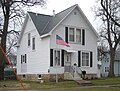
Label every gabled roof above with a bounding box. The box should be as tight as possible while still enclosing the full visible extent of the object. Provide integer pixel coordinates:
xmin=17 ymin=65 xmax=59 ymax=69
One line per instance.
xmin=28 ymin=12 xmax=52 ymax=35
xmin=24 ymin=4 xmax=98 ymax=39
xmin=28 ymin=4 xmax=78 ymax=36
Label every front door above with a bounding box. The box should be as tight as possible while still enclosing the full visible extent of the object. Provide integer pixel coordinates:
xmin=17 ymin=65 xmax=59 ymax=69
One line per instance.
xmin=64 ymin=52 xmax=71 ymax=72
xmin=64 ymin=53 xmax=71 ymax=66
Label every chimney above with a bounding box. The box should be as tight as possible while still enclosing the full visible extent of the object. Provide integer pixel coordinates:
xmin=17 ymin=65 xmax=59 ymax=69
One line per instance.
xmin=53 ymin=10 xmax=55 ymax=16
xmin=35 ymin=11 xmax=38 ymax=16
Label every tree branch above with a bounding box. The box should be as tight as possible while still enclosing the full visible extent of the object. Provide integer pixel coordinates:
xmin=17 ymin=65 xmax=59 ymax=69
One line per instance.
xmin=7 ymin=30 xmax=19 ymax=35
xmin=101 ymin=0 xmax=120 ymax=27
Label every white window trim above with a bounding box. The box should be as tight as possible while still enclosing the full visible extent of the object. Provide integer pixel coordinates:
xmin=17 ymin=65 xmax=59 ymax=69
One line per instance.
xmin=68 ymin=27 xmax=83 ymax=44
xmin=104 ymin=67 xmax=109 ymax=73
xmin=53 ymin=49 xmax=61 ymax=67
xmin=32 ymin=36 xmax=36 ymax=51
xmin=28 ymin=33 xmax=31 ymax=47
xmin=68 ymin=27 xmax=75 ymax=43
xmin=81 ymin=51 xmax=90 ymax=67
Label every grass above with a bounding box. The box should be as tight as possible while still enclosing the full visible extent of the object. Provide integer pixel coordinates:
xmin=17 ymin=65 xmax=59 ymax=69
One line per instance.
xmin=91 ymin=77 xmax=120 ymax=85
xmin=24 ymin=80 xmax=78 ymax=90
xmin=0 ymin=77 xmax=120 ymax=91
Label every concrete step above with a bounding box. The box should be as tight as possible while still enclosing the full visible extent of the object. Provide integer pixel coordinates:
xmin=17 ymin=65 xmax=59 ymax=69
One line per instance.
xmin=64 ymin=72 xmax=73 ymax=80
xmin=74 ymin=80 xmax=93 ymax=86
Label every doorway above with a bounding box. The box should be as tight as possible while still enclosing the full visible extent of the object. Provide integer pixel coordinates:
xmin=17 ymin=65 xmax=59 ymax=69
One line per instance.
xmin=64 ymin=53 xmax=71 ymax=66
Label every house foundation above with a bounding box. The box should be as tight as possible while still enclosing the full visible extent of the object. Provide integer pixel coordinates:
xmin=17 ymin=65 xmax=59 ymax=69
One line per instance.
xmin=17 ymin=74 xmax=64 ymax=82
xmin=17 ymin=73 xmax=97 ymax=81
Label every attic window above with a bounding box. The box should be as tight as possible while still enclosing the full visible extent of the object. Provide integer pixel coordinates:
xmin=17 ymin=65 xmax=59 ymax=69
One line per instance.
xmin=74 ymin=12 xmax=77 ymax=15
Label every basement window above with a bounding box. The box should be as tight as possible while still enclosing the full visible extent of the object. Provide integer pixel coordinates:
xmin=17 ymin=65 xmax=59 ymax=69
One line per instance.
xmin=23 ymin=74 xmax=26 ymax=78
xmin=38 ymin=74 xmax=41 ymax=78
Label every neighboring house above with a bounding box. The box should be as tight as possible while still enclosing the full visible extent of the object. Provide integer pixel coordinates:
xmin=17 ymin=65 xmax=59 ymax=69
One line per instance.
xmin=17 ymin=4 xmax=98 ymax=81
xmin=114 ymin=49 xmax=120 ymax=76
xmin=99 ymin=47 xmax=120 ymax=77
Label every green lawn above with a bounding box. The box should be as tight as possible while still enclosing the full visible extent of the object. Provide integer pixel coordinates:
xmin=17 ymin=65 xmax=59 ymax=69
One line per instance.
xmin=91 ymin=77 xmax=120 ymax=85
xmin=0 ymin=77 xmax=120 ymax=91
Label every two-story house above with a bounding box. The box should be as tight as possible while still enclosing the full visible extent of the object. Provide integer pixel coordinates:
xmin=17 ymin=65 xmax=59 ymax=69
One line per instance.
xmin=17 ymin=4 xmax=98 ymax=81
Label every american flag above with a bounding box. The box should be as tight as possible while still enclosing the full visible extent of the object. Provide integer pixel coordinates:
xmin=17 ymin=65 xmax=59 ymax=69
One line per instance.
xmin=56 ymin=35 xmax=70 ymax=47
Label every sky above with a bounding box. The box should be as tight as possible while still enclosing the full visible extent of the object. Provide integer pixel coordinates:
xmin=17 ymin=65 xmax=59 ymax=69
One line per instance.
xmin=30 ymin=0 xmax=98 ymax=30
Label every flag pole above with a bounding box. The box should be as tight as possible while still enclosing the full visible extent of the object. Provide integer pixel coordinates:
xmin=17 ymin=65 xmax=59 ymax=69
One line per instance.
xmin=55 ymin=34 xmax=58 ymax=83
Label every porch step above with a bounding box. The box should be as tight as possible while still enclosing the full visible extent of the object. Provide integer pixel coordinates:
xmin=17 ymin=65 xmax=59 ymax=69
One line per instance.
xmin=64 ymin=72 xmax=73 ymax=80
xmin=74 ymin=80 xmax=93 ymax=86
xmin=73 ymin=73 xmax=82 ymax=80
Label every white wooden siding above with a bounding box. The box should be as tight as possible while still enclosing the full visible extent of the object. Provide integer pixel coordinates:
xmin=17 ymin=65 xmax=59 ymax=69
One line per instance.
xmin=17 ymin=17 xmax=50 ymax=74
xmin=17 ymin=7 xmax=98 ymax=75
xmin=50 ymin=8 xmax=98 ymax=74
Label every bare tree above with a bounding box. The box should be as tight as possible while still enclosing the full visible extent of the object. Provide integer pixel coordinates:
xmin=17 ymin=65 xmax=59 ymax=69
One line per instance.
xmin=0 ymin=0 xmax=46 ymax=80
xmin=95 ymin=0 xmax=120 ymax=77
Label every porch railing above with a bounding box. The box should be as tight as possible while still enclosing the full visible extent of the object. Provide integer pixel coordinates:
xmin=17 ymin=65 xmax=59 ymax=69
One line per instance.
xmin=76 ymin=66 xmax=82 ymax=76
xmin=64 ymin=66 xmax=82 ymax=78
xmin=64 ymin=66 xmax=75 ymax=77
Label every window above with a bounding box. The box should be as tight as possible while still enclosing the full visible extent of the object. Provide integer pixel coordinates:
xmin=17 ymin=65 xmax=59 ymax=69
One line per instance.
xmin=68 ymin=27 xmax=83 ymax=43
xmin=54 ymin=50 xmax=61 ymax=66
xmin=82 ymin=52 xmax=89 ymax=67
xmin=21 ymin=55 xmax=22 ymax=64
xmin=105 ymin=67 xmax=109 ymax=72
xmin=25 ymin=54 xmax=27 ymax=63
xmin=38 ymin=74 xmax=41 ymax=78
xmin=69 ymin=28 xmax=75 ymax=42
xmin=23 ymin=74 xmax=26 ymax=78
xmin=21 ymin=54 xmax=27 ymax=64
xmin=32 ymin=37 xmax=35 ymax=50
xmin=28 ymin=33 xmax=30 ymax=46
xmin=76 ymin=29 xmax=81 ymax=42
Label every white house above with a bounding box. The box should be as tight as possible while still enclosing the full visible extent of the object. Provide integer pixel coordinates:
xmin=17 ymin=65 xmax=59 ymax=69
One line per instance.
xmin=17 ymin=4 xmax=98 ymax=81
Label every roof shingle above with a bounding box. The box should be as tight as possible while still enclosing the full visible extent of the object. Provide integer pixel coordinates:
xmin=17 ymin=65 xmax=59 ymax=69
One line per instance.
xmin=28 ymin=4 xmax=78 ymax=36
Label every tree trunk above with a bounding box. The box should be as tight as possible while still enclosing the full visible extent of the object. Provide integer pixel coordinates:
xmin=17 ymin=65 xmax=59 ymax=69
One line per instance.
xmin=108 ymin=48 xmax=115 ymax=77
xmin=0 ymin=65 xmax=4 ymax=80
xmin=0 ymin=12 xmax=9 ymax=80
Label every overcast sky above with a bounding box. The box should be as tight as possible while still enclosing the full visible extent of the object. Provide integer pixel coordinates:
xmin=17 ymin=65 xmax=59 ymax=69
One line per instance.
xmin=30 ymin=0 xmax=98 ymax=30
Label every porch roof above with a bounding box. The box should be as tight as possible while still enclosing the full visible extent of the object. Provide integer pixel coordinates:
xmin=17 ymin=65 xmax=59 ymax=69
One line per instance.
xmin=64 ymin=49 xmax=77 ymax=53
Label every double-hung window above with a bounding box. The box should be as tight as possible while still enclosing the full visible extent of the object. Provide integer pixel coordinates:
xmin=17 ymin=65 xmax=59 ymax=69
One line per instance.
xmin=76 ymin=29 xmax=81 ymax=43
xmin=21 ymin=54 xmax=27 ymax=64
xmin=28 ymin=33 xmax=30 ymax=46
xmin=68 ymin=27 xmax=82 ymax=43
xmin=82 ymin=52 xmax=89 ymax=67
xmin=105 ymin=67 xmax=109 ymax=72
xmin=69 ymin=28 xmax=75 ymax=42
xmin=54 ymin=50 xmax=61 ymax=66
xmin=32 ymin=37 xmax=35 ymax=50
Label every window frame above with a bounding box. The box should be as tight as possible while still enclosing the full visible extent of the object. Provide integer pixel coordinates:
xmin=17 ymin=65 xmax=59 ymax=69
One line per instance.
xmin=81 ymin=51 xmax=90 ymax=67
xmin=69 ymin=27 xmax=75 ymax=42
xmin=21 ymin=54 xmax=27 ymax=64
xmin=105 ymin=67 xmax=109 ymax=72
xmin=53 ymin=49 xmax=61 ymax=67
xmin=32 ymin=37 xmax=35 ymax=50
xmin=68 ymin=27 xmax=83 ymax=43
xmin=28 ymin=33 xmax=31 ymax=46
